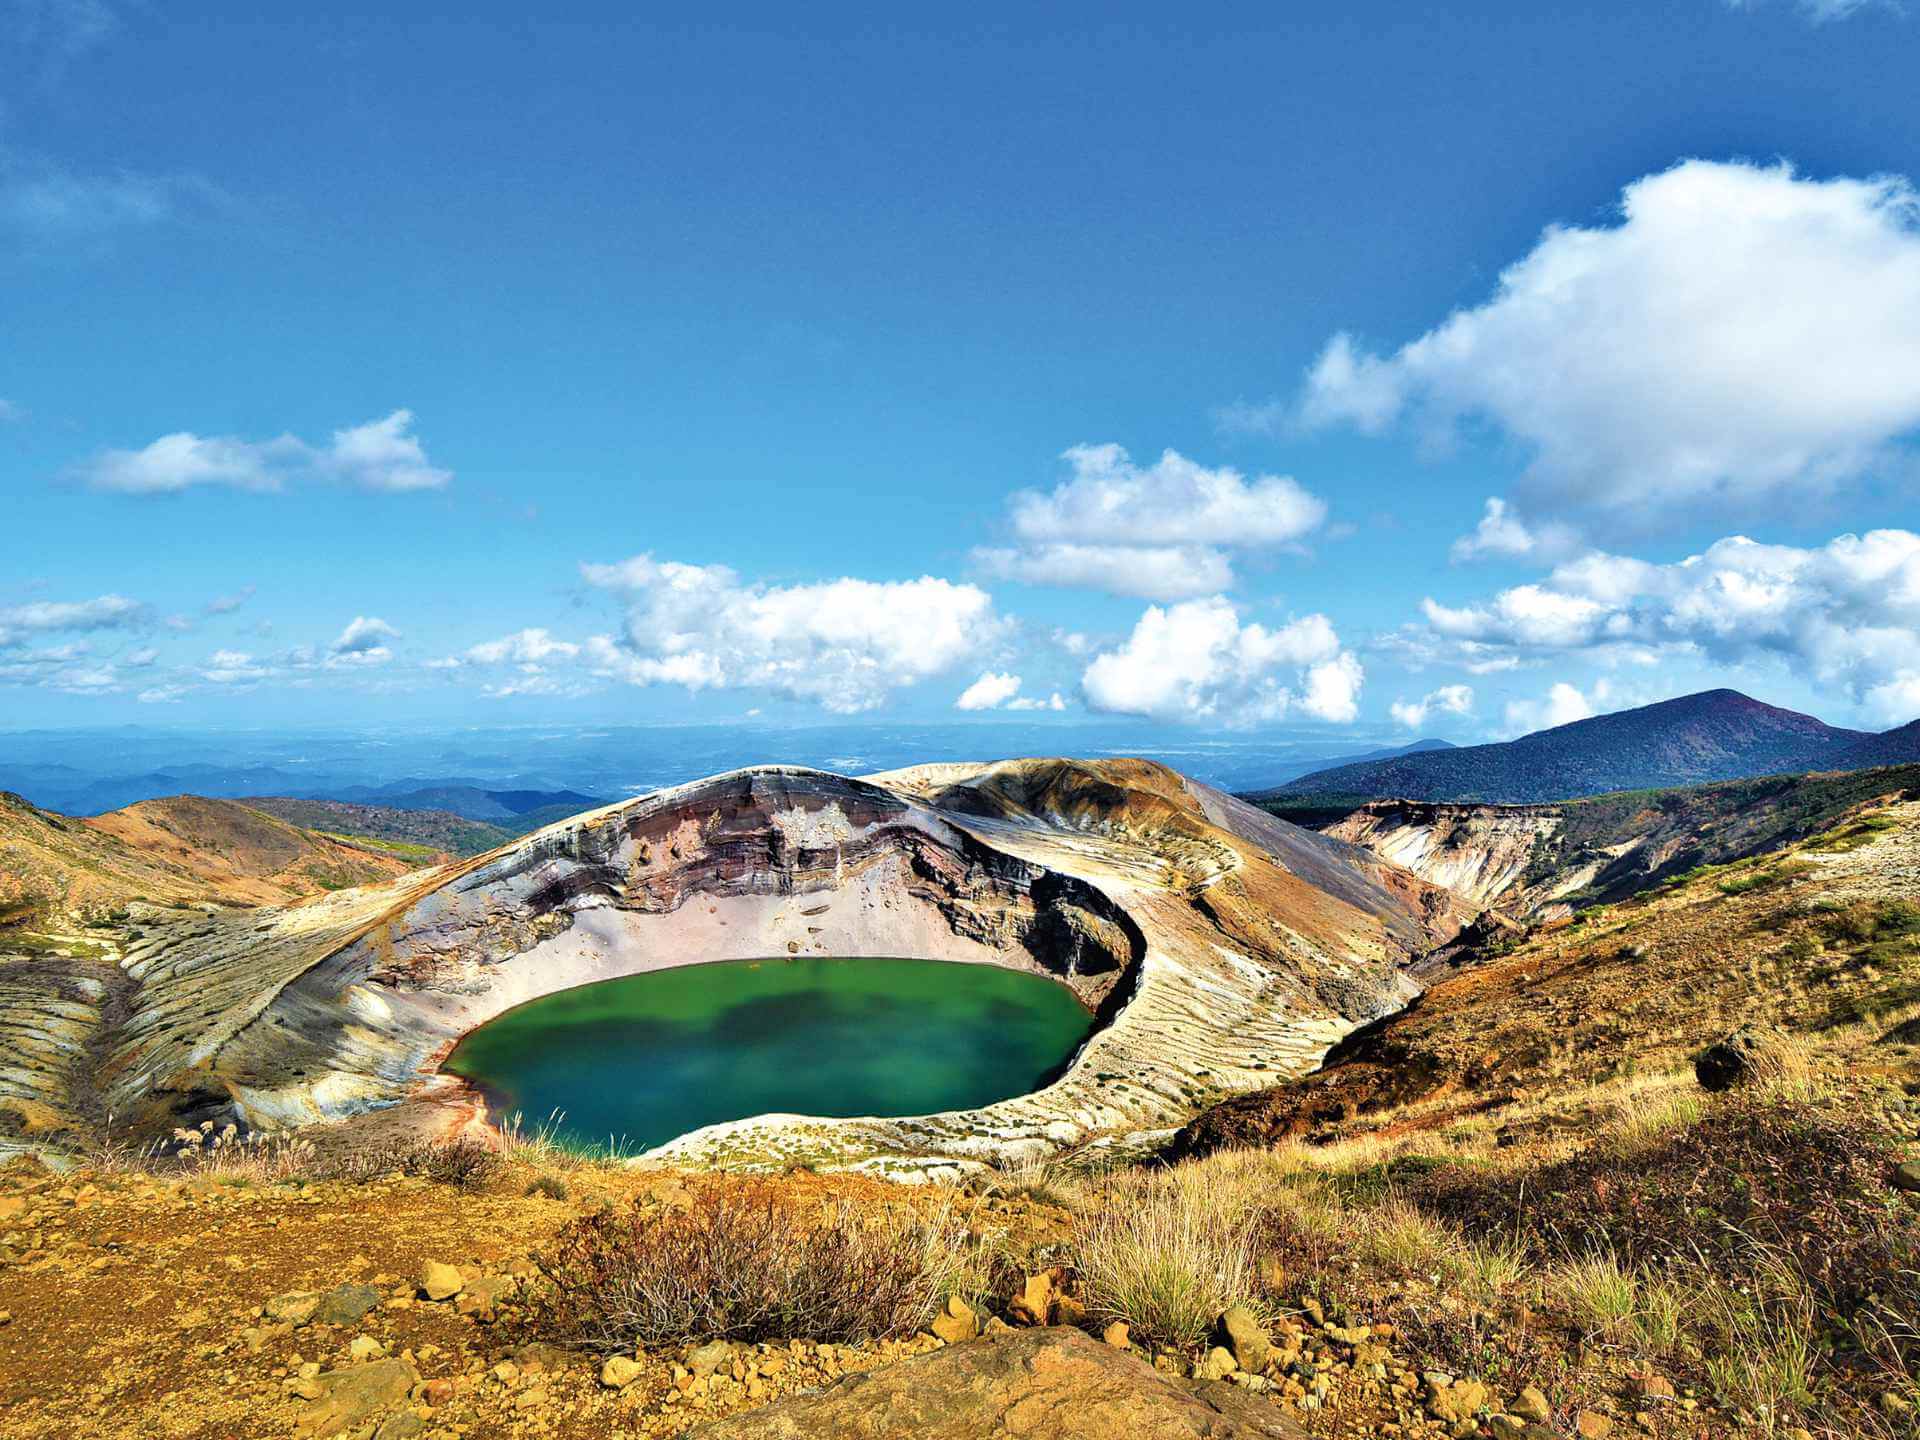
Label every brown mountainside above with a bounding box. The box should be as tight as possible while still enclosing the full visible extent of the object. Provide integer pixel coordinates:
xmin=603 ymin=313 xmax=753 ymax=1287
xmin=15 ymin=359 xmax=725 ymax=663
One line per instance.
xmin=0 ymin=792 xmax=422 ymax=918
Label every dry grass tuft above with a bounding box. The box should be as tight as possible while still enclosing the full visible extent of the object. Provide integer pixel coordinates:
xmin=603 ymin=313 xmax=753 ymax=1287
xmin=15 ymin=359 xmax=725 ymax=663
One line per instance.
xmin=1074 ymin=1164 xmax=1259 ymax=1350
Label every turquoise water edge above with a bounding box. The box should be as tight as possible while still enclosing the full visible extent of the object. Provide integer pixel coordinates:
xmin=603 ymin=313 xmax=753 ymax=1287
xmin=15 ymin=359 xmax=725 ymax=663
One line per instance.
xmin=443 ymin=955 xmax=1097 ymax=1153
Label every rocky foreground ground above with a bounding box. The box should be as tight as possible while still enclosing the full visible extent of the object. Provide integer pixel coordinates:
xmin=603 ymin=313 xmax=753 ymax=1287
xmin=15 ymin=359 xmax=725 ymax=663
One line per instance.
xmin=0 ymin=1155 xmax=1706 ymax=1440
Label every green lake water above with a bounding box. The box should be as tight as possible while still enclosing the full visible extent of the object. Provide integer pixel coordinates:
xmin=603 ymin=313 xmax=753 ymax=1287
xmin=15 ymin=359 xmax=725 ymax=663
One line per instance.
xmin=443 ymin=956 xmax=1097 ymax=1153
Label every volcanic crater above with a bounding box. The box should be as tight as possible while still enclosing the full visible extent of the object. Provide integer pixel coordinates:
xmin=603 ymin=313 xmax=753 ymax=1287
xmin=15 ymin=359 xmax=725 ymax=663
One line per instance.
xmin=3 ymin=758 xmax=1474 ymax=1177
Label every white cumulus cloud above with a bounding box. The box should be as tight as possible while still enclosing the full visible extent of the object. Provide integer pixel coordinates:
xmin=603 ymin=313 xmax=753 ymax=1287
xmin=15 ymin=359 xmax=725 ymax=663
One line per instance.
xmin=1390 ymin=684 xmax=1475 ymax=730
xmin=1080 ymin=596 xmax=1361 ymax=725
xmin=975 ymin=443 xmax=1327 ymax=598
xmin=1449 ymin=498 xmax=1580 ymax=564
xmin=582 ymin=554 xmax=1007 ymax=714
xmin=1303 ymin=160 xmax=1920 ymax=519
xmin=974 ymin=543 xmax=1234 ymax=602
xmin=0 ymin=593 xmax=145 ymax=647
xmin=955 ymin=671 xmax=1024 ymax=711
xmin=1497 ymin=683 xmax=1605 ymax=737
xmin=326 ymin=616 xmax=398 ymax=667
xmin=1406 ymin=528 xmax=1920 ymax=723
xmin=465 ymin=628 xmax=580 ymax=665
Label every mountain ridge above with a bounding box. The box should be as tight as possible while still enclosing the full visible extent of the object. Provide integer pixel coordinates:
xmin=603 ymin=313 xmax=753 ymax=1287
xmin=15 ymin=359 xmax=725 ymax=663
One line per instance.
xmin=1258 ymin=688 xmax=1912 ymax=804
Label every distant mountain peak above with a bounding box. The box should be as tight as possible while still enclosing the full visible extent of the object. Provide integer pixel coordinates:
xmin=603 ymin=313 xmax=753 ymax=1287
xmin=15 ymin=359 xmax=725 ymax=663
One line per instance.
xmin=1259 ymin=688 xmax=1904 ymax=805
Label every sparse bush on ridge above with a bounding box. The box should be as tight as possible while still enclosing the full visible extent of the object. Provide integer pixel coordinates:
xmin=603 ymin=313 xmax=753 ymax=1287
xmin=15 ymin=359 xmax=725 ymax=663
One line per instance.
xmin=80 ymin=1117 xmax=504 ymax=1191
xmin=523 ymin=1184 xmax=976 ymax=1351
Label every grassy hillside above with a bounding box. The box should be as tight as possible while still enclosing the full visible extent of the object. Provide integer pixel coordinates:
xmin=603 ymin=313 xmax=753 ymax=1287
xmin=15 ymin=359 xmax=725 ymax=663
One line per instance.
xmin=0 ymin=792 xmax=423 ymax=921
xmin=239 ymin=797 xmax=515 ymax=858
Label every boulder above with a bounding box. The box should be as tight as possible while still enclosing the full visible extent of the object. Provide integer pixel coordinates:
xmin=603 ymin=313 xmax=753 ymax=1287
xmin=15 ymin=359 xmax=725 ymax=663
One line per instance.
xmin=292 ymin=1358 xmax=414 ymax=1440
xmin=683 ymin=1327 xmax=1306 ymax=1438
xmin=1894 ymin=1161 xmax=1920 ymax=1193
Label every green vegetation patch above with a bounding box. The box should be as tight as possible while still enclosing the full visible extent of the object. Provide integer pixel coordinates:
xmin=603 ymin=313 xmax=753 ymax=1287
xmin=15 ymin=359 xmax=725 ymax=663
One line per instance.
xmin=1803 ymin=812 xmax=1901 ymax=853
xmin=1716 ymin=859 xmax=1817 ymax=896
xmin=311 ymin=829 xmax=442 ymax=860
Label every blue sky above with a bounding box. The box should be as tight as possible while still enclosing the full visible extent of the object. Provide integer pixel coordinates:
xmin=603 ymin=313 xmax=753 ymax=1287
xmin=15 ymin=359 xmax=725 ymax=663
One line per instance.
xmin=5 ymin=1 xmax=1920 ymax=738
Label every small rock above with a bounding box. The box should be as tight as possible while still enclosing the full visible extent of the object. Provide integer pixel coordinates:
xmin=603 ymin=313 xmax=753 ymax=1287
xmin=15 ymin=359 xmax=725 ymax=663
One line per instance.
xmin=1575 ymin=1412 xmax=1614 ymax=1439
xmin=601 ymin=1355 xmax=644 ymax=1389
xmin=313 ymin=1284 xmax=383 ymax=1328
xmin=347 ymin=1335 xmax=385 ymax=1361
xmin=1101 ymin=1321 xmax=1130 ymax=1349
xmin=1216 ymin=1304 xmax=1270 ymax=1374
xmin=930 ymin=1295 xmax=978 ymax=1345
xmin=266 ymin=1290 xmax=323 ymax=1327
xmin=1427 ymin=1377 xmax=1489 ymax=1425
xmin=687 ymin=1340 xmax=733 ymax=1377
xmin=1634 ymin=1373 xmax=1675 ymax=1401
xmin=293 ymin=1359 xmax=414 ymax=1440
xmin=1513 ymin=1386 xmax=1552 ymax=1425
xmin=1257 ymin=1255 xmax=1285 ymax=1292
xmin=1488 ymin=1416 xmax=1528 ymax=1440
xmin=419 ymin=1262 xmax=463 ymax=1302
xmin=1893 ymin=1161 xmax=1920 ymax=1193
xmin=1194 ymin=1346 xmax=1236 ymax=1382
xmin=1693 ymin=1025 xmax=1779 ymax=1092
xmin=1008 ymin=1269 xmax=1062 ymax=1327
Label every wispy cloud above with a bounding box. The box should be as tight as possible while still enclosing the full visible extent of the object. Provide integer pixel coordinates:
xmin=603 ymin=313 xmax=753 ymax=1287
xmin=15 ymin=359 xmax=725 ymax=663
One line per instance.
xmin=72 ymin=410 xmax=453 ymax=495
xmin=1723 ymin=0 xmax=1901 ymax=23
xmin=0 ymin=163 xmax=230 ymax=242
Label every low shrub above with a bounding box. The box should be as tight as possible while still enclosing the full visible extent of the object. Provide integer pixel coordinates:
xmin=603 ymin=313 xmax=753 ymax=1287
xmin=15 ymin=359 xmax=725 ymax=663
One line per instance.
xmin=522 ymin=1184 xmax=966 ymax=1351
xmin=314 ymin=1135 xmax=502 ymax=1191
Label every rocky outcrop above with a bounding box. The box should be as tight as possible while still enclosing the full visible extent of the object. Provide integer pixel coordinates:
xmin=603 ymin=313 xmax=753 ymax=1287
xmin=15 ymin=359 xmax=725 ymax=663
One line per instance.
xmin=5 ymin=758 xmax=1472 ymax=1173
xmin=683 ymin=1326 xmax=1307 ymax=1439
xmin=1320 ymin=801 xmax=1563 ymax=911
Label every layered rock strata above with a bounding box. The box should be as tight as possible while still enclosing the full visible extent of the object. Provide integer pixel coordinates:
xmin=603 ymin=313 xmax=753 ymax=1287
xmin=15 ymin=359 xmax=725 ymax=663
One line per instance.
xmin=3 ymin=759 xmax=1474 ymax=1174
